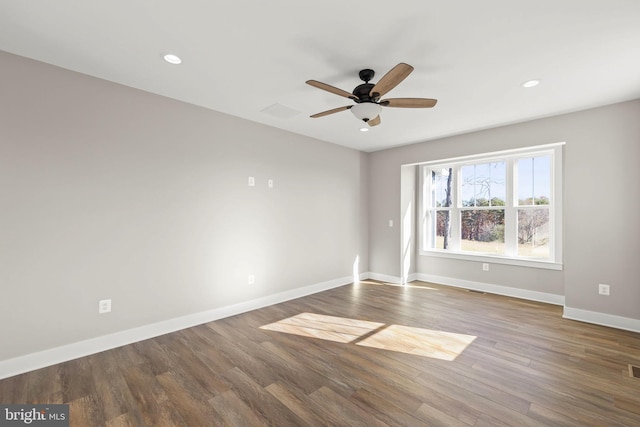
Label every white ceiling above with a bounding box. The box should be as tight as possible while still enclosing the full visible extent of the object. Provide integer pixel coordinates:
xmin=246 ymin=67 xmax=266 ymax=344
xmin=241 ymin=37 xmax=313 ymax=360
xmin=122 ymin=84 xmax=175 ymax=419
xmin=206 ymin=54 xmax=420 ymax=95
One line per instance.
xmin=1 ymin=1 xmax=639 ymax=152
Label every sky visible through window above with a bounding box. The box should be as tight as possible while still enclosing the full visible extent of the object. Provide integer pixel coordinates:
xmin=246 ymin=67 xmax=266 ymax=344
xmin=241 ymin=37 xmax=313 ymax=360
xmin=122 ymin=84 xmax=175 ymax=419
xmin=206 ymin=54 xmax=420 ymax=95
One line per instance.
xmin=461 ymin=161 xmax=506 ymax=205
xmin=518 ymin=155 xmax=551 ymax=204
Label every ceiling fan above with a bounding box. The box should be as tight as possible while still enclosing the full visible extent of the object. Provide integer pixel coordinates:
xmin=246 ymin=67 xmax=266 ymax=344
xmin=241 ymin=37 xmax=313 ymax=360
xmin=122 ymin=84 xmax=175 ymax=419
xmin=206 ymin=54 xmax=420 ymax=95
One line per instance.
xmin=306 ymin=63 xmax=437 ymax=127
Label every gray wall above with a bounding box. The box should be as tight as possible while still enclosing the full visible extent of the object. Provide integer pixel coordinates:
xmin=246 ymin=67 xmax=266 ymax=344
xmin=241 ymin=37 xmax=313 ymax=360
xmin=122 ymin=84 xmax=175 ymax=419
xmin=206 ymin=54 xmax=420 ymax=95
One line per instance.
xmin=0 ymin=52 xmax=367 ymax=360
xmin=369 ymin=99 xmax=640 ymax=320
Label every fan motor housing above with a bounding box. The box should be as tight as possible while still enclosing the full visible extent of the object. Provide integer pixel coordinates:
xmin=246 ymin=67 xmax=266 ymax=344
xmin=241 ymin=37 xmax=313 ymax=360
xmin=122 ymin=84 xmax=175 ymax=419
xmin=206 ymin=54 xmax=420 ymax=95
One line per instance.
xmin=352 ymin=83 xmax=376 ymax=102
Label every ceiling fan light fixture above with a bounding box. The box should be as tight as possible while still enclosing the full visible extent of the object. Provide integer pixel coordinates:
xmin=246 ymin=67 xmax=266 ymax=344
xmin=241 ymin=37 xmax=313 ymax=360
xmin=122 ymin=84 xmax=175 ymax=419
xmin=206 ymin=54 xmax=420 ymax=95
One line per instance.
xmin=360 ymin=127 xmax=369 ymax=132
xmin=351 ymin=102 xmax=382 ymax=122
xmin=522 ymin=79 xmax=540 ymax=88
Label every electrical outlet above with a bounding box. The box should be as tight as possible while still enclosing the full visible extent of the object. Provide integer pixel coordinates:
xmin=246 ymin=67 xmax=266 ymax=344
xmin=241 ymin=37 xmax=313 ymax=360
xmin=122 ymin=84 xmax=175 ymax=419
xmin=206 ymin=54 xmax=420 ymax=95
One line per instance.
xmin=99 ymin=299 xmax=111 ymax=314
xmin=482 ymin=263 xmax=489 ymax=271
xmin=388 ymin=220 xmax=393 ymax=227
xmin=268 ymin=179 xmax=274 ymax=188
xmin=598 ymin=284 xmax=610 ymax=296
xmin=248 ymin=176 xmax=255 ymax=187
xmin=248 ymin=275 xmax=255 ymax=285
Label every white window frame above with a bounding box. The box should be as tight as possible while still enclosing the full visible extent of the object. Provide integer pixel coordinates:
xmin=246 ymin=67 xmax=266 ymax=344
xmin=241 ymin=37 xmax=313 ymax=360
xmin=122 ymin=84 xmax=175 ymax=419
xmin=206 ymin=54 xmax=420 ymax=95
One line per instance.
xmin=419 ymin=143 xmax=563 ymax=270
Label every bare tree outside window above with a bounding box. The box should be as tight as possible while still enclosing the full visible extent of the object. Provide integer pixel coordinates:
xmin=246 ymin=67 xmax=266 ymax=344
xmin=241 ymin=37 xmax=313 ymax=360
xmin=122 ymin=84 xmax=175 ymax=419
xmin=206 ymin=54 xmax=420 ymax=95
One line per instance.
xmin=517 ymin=156 xmax=551 ymax=257
xmin=443 ymin=168 xmax=452 ymax=249
xmin=459 ymin=162 xmax=506 ymax=254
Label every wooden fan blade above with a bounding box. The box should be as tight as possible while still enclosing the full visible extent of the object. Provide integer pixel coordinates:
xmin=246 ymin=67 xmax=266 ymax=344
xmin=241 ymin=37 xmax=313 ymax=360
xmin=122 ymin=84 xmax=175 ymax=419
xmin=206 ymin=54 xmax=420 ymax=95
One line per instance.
xmin=369 ymin=63 xmax=414 ymax=98
xmin=310 ymin=105 xmax=352 ymax=118
xmin=367 ymin=115 xmax=381 ymax=127
xmin=306 ymin=80 xmax=355 ymax=99
xmin=381 ymin=98 xmax=438 ymax=108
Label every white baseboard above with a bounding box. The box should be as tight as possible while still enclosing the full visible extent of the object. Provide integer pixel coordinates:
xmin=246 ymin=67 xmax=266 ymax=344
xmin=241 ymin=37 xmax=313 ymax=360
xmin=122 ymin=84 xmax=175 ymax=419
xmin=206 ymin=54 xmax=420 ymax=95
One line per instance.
xmin=365 ymin=271 xmax=639 ymax=334
xmin=363 ymin=272 xmax=403 ymax=284
xmin=563 ymin=307 xmax=640 ymax=333
xmin=362 ymin=271 xmax=564 ymax=305
xmin=413 ymin=273 xmax=565 ymax=306
xmin=0 ymin=276 xmax=353 ymax=380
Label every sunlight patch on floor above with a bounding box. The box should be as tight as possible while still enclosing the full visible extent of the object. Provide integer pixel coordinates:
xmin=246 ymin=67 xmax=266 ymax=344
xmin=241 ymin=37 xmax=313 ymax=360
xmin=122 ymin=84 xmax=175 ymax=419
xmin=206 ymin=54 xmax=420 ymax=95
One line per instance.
xmin=260 ymin=313 xmax=476 ymax=360
xmin=356 ymin=324 xmax=476 ymax=361
xmin=260 ymin=313 xmax=384 ymax=343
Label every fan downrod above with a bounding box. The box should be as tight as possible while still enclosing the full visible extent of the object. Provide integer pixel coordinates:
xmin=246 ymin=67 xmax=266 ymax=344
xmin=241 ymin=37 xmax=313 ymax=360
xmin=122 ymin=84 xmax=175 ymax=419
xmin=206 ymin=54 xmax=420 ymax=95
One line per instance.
xmin=353 ymin=69 xmax=377 ymax=102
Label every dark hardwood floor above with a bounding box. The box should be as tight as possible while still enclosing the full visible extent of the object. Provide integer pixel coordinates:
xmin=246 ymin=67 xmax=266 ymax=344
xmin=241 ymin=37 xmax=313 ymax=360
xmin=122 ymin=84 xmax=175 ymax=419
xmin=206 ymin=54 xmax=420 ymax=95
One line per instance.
xmin=1 ymin=280 xmax=640 ymax=426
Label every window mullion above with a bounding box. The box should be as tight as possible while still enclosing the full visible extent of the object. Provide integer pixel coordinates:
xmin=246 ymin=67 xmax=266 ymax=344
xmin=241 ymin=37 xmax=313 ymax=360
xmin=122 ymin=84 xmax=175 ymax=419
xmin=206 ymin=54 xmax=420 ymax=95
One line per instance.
xmin=450 ymin=166 xmax=461 ymax=251
xmin=504 ymin=158 xmax=517 ymax=256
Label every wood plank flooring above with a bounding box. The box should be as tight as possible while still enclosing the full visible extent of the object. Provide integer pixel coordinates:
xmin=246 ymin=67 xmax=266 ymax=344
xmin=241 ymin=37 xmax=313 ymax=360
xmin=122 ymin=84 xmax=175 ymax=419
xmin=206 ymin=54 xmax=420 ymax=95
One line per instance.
xmin=1 ymin=280 xmax=640 ymax=426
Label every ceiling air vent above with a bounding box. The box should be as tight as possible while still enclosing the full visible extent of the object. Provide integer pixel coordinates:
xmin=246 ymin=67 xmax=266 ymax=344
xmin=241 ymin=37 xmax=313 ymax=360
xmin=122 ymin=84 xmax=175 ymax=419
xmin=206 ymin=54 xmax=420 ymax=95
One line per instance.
xmin=260 ymin=103 xmax=301 ymax=120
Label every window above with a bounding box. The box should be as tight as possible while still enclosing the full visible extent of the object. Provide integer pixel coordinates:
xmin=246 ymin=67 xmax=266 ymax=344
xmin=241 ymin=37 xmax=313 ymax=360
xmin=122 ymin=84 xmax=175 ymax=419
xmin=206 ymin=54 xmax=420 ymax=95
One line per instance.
xmin=420 ymin=144 xmax=562 ymax=269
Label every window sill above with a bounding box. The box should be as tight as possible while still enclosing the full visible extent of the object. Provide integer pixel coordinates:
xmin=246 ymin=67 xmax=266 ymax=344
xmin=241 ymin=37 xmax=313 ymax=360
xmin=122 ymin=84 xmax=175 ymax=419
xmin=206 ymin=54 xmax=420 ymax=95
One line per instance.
xmin=418 ymin=250 xmax=563 ymax=270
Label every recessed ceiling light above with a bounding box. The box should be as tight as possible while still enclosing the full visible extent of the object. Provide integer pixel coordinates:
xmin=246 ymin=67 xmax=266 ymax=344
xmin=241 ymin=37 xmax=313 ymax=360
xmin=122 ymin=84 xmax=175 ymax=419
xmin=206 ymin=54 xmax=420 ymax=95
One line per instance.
xmin=360 ymin=127 xmax=369 ymax=132
xmin=163 ymin=54 xmax=182 ymax=65
xmin=522 ymin=79 xmax=540 ymax=88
